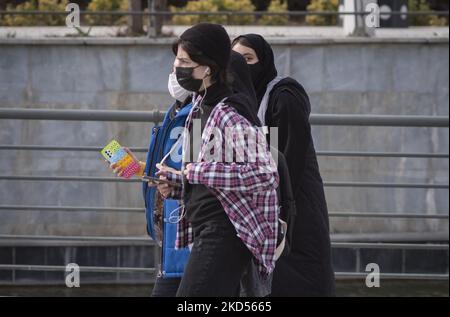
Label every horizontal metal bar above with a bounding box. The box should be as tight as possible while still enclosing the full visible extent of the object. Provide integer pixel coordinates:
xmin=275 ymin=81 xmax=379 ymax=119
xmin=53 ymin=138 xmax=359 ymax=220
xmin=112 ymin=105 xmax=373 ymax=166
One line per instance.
xmin=0 ymin=205 xmax=143 ymax=213
xmin=0 ymin=108 xmax=165 ymax=122
xmin=0 ymin=265 xmax=446 ymax=280
xmin=0 ymin=234 xmax=151 ymax=243
xmin=334 ymin=272 xmax=449 ymax=280
xmin=332 ymin=242 xmax=449 ymax=250
xmin=1 ymin=145 xmax=448 ymax=159
xmin=1 ymin=109 xmax=448 ymax=127
xmin=332 ymin=232 xmax=449 ymax=243
xmin=325 ymin=181 xmax=448 ymax=189
xmin=0 ymin=235 xmax=447 ymax=250
xmin=1 ymin=145 xmax=447 ymax=159
xmin=309 ymin=114 xmax=449 ymax=127
xmin=0 ymin=145 xmax=149 ymax=153
xmin=329 ymin=212 xmax=449 ymax=219
xmin=0 ymin=10 xmax=447 ymax=17
xmin=316 ymin=151 xmax=449 ymax=158
xmin=331 ymin=242 xmax=448 ymax=250
xmin=1 ymin=175 xmax=447 ymax=189
xmin=0 ymin=205 xmax=447 ymax=219
xmin=0 ymin=175 xmax=137 ymax=182
xmin=0 ymin=264 xmax=154 ymax=273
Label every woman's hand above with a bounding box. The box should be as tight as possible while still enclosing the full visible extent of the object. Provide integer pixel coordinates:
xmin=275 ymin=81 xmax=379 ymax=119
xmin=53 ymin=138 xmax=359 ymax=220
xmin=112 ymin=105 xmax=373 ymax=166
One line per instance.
xmin=183 ymin=163 xmax=192 ymax=179
xmin=156 ymin=163 xmax=182 ymax=177
xmin=107 ymin=147 xmax=144 ymax=178
xmin=155 ymin=163 xmax=182 ymax=198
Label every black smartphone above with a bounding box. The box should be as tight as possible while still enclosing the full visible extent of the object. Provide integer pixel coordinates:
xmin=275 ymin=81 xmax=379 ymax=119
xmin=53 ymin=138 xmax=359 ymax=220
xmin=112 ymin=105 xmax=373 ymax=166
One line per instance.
xmin=141 ymin=175 xmax=181 ymax=188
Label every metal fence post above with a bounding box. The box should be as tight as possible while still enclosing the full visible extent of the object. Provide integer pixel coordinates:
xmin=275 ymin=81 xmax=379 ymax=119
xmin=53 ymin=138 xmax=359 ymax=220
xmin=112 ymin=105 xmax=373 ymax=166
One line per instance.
xmin=128 ymin=0 xmax=143 ymax=35
xmin=147 ymin=0 xmax=166 ymax=37
xmin=343 ymin=0 xmax=377 ymax=36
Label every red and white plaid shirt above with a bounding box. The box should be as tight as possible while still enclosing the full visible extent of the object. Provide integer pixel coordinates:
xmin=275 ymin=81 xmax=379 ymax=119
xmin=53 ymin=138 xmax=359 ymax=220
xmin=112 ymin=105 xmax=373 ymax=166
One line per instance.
xmin=167 ymin=101 xmax=279 ymax=277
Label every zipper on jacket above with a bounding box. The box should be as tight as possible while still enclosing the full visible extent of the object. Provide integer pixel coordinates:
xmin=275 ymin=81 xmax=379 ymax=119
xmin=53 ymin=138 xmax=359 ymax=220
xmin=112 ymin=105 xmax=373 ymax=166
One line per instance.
xmin=144 ymin=126 xmax=161 ymax=207
xmin=147 ymin=126 xmax=161 ymax=177
xmin=159 ymin=118 xmax=178 ymax=277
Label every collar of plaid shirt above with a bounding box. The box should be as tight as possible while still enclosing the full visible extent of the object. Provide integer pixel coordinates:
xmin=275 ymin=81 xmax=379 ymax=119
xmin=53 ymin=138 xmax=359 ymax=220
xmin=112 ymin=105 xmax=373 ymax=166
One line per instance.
xmin=175 ymin=99 xmax=280 ymax=278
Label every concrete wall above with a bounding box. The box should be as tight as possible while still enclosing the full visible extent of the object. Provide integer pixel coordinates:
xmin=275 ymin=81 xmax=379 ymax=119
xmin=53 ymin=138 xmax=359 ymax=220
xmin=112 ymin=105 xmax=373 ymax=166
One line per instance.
xmin=0 ymin=37 xmax=448 ymax=238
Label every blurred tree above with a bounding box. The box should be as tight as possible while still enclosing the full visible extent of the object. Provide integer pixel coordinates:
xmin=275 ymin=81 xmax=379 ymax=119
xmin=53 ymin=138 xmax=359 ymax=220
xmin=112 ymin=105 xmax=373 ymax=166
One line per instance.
xmin=427 ymin=0 xmax=448 ymax=11
xmin=86 ymin=0 xmax=128 ymax=25
xmin=285 ymin=0 xmax=309 ymax=23
xmin=215 ymin=0 xmax=256 ymax=25
xmin=251 ymin=0 xmax=271 ymax=11
xmin=2 ymin=0 xmax=68 ymax=26
xmin=170 ymin=0 xmax=226 ymax=24
xmin=286 ymin=0 xmax=310 ymax=10
xmin=306 ymin=0 xmax=338 ymax=26
xmin=409 ymin=0 xmax=447 ymax=26
xmin=170 ymin=0 xmax=256 ymax=25
xmin=259 ymin=0 xmax=289 ymax=25
xmin=167 ymin=0 xmax=188 ymax=7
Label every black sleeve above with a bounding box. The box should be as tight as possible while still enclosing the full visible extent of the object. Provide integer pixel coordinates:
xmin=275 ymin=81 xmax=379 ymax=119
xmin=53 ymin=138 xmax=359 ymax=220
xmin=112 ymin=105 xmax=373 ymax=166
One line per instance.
xmin=266 ymin=89 xmax=311 ymax=191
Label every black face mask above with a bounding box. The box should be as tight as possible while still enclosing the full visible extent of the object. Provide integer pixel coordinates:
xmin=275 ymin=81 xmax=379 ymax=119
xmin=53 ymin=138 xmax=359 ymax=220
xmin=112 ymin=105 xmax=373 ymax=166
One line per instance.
xmin=175 ymin=66 xmax=203 ymax=92
xmin=247 ymin=62 xmax=264 ymax=88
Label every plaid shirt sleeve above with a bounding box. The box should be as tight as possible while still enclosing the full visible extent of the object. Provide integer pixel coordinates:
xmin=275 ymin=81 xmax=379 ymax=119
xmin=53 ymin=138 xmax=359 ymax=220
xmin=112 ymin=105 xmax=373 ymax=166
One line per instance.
xmin=186 ymin=104 xmax=279 ymax=193
xmin=187 ymin=161 xmax=278 ymax=193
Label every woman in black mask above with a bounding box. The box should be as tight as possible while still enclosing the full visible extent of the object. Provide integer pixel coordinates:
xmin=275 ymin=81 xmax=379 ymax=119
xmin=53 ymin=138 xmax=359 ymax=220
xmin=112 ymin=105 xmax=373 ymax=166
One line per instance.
xmin=232 ymin=34 xmax=335 ymax=297
xmin=156 ymin=24 xmax=279 ymax=297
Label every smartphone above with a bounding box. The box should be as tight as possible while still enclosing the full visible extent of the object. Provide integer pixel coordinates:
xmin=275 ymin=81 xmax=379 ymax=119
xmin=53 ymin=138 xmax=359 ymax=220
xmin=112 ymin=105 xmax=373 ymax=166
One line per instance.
xmin=141 ymin=175 xmax=181 ymax=188
xmin=101 ymin=139 xmax=141 ymax=178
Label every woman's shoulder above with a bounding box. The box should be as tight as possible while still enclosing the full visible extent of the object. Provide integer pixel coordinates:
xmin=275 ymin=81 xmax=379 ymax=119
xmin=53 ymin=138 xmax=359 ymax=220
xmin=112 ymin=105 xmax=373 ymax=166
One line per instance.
xmin=206 ymin=103 xmax=252 ymax=130
xmin=267 ymin=78 xmax=311 ymax=118
xmin=271 ymin=78 xmax=308 ymax=99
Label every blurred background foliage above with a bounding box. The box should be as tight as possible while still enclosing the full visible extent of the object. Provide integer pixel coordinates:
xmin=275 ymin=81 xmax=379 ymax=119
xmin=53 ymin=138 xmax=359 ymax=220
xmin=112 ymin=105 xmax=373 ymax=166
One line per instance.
xmin=0 ymin=0 xmax=447 ymax=27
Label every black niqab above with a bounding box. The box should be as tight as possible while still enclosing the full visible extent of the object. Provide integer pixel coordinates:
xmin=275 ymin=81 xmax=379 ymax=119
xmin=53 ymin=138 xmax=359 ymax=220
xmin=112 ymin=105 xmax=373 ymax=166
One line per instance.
xmin=227 ymin=51 xmax=261 ymax=126
xmin=233 ymin=34 xmax=278 ymax=104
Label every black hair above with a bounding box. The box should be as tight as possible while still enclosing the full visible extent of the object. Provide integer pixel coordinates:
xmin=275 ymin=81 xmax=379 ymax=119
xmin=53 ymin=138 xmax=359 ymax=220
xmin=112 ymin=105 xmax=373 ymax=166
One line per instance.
xmin=231 ymin=36 xmax=253 ymax=51
xmin=172 ymin=39 xmax=229 ymax=84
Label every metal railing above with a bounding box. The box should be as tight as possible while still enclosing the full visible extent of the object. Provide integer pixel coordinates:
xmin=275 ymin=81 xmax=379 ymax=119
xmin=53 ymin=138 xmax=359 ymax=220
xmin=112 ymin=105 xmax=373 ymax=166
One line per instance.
xmin=1 ymin=108 xmax=449 ymax=126
xmin=0 ymin=145 xmax=448 ymax=158
xmin=0 ymin=235 xmax=447 ymax=280
xmin=0 ymin=205 xmax=447 ymax=219
xmin=1 ymin=10 xmax=448 ymax=17
xmin=0 ymin=264 xmax=446 ymax=281
xmin=0 ymin=9 xmax=448 ymax=37
xmin=0 ymin=108 xmax=448 ymax=281
xmin=0 ymin=234 xmax=448 ymax=250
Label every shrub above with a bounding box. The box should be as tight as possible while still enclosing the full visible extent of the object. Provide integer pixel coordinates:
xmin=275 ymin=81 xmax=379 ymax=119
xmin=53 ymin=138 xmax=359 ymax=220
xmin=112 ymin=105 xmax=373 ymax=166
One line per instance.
xmin=306 ymin=0 xmax=339 ymax=26
xmin=258 ymin=0 xmax=289 ymax=26
xmin=408 ymin=0 xmax=447 ymax=26
xmin=170 ymin=0 xmax=255 ymax=25
xmin=2 ymin=0 xmax=69 ymax=26
xmin=86 ymin=0 xmax=128 ymax=26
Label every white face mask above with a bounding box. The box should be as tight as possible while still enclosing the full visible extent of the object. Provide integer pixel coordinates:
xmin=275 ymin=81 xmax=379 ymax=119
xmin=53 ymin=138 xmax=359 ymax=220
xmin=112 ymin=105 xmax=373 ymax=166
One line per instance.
xmin=168 ymin=72 xmax=192 ymax=102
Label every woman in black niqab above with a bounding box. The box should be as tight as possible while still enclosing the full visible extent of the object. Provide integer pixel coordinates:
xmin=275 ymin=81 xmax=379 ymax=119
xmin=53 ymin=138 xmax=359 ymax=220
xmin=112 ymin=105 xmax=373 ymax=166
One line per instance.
xmin=232 ymin=33 xmax=336 ymax=297
xmin=227 ymin=51 xmax=261 ymax=127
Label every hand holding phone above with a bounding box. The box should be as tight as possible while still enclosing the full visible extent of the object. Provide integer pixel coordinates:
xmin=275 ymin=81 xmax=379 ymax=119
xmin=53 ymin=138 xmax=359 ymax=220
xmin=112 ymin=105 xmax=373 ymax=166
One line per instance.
xmin=101 ymin=140 xmax=141 ymax=178
xmin=141 ymin=175 xmax=181 ymax=188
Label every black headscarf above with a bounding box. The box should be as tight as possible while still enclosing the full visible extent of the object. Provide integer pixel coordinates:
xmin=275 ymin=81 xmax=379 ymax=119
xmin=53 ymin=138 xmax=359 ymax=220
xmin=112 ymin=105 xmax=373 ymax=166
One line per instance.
xmin=192 ymin=53 xmax=262 ymax=127
xmin=232 ymin=34 xmax=278 ymax=104
xmin=177 ymin=23 xmax=231 ymax=70
xmin=173 ymin=24 xmax=259 ymax=126
xmin=227 ymin=51 xmax=261 ymax=126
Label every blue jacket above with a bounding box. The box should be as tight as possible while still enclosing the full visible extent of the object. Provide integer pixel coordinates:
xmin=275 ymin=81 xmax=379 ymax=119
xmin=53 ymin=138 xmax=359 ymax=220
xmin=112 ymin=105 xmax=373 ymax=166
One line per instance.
xmin=142 ymin=102 xmax=192 ymax=278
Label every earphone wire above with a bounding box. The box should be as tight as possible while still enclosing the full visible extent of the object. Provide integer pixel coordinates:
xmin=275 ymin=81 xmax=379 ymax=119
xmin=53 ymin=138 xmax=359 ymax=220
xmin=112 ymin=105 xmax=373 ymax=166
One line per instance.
xmin=167 ymin=91 xmax=205 ymax=224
